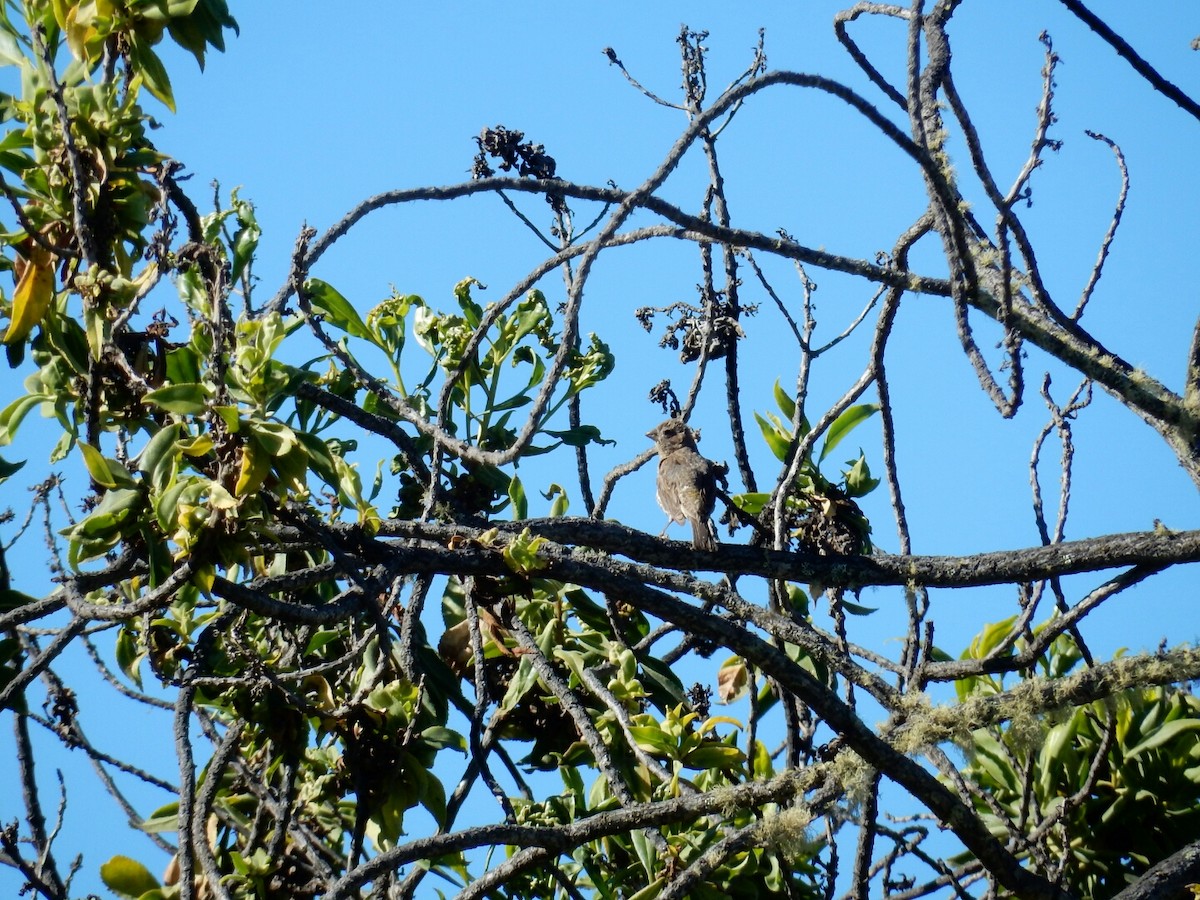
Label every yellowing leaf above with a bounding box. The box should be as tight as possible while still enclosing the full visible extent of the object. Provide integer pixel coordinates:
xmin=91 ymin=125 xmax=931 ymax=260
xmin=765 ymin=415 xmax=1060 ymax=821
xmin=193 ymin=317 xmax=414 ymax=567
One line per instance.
xmin=683 ymin=743 xmax=746 ymax=769
xmin=717 ymin=657 xmax=749 ymax=704
xmin=234 ymin=437 xmax=271 ymax=498
xmin=207 ymin=482 xmax=237 ymax=510
xmin=177 ymin=434 xmax=215 ymax=457
xmin=84 ymin=306 xmax=108 ymax=359
xmin=698 ymin=714 xmax=744 ymax=735
xmin=502 ymin=528 xmax=547 ymax=574
xmin=49 ymin=0 xmax=71 ymax=30
xmin=99 ymin=854 xmax=160 ymax=898
xmin=3 ymin=246 xmax=55 ymax=344
xmin=192 ymin=564 xmax=215 ymax=594
xmin=62 ymin=6 xmax=92 ymax=62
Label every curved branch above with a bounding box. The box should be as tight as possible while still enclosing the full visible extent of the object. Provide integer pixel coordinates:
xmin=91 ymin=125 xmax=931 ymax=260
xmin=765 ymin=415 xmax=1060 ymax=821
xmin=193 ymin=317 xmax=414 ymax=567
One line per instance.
xmin=263 ymin=173 xmax=1191 ymax=482
xmin=1075 ymin=131 xmax=1128 ymax=321
xmin=834 ymin=3 xmax=912 ymax=109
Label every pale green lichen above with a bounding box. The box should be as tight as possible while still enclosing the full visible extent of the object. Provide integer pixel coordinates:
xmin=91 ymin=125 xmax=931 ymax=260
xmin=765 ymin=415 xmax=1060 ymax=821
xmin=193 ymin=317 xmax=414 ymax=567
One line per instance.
xmin=714 ymin=784 xmax=743 ymax=820
xmin=830 ymin=747 xmax=873 ymax=807
xmin=896 ymin=647 xmax=1200 ymax=758
xmin=973 ymin=246 xmax=1000 ymax=269
xmin=760 ymin=803 xmax=816 ymax=862
xmin=889 ymin=693 xmax=974 ymax=754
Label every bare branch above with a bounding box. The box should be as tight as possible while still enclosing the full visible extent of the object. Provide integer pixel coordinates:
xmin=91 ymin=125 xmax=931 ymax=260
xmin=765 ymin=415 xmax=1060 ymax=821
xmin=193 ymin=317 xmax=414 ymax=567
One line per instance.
xmin=1056 ymin=0 xmax=1200 ymax=122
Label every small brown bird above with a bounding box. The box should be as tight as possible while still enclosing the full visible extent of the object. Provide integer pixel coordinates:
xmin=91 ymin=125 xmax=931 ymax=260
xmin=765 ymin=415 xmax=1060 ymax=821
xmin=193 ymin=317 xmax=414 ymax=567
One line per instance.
xmin=647 ymin=419 xmax=721 ymax=551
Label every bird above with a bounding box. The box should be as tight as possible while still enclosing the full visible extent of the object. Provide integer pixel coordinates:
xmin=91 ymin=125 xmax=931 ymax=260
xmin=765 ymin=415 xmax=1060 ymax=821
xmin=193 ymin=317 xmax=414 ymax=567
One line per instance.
xmin=646 ymin=419 xmax=721 ymax=551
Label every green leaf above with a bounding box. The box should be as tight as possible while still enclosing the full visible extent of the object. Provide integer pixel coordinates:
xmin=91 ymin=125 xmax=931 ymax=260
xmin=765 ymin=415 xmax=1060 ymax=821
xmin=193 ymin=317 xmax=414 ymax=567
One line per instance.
xmin=420 ymin=725 xmax=466 ymax=751
xmin=99 ymin=855 xmax=160 ymax=899
xmin=754 ymin=411 xmax=792 ymax=462
xmin=142 ymin=383 xmax=211 ymax=415
xmin=507 ymin=473 xmax=528 ymax=520
xmin=419 ymin=769 xmax=448 ymax=827
xmin=294 ymin=430 xmax=339 ymax=487
xmin=966 ymin=729 xmax=1020 ymax=793
xmin=212 ymin=406 xmax=240 ymax=432
xmin=230 ymin=207 xmax=260 ymax=282
xmin=0 ymin=589 xmax=38 ymax=612
xmin=684 ymin=743 xmax=746 ymax=769
xmin=165 ymin=0 xmax=239 ymax=69
xmin=453 ymin=277 xmax=485 ymax=326
xmin=773 ymin=379 xmax=796 ymax=421
xmin=1038 ymin=717 xmax=1079 ymax=795
xmin=44 ymin=309 xmax=90 ymax=375
xmin=79 ymin=442 xmax=137 ymax=489
xmin=0 ymin=28 xmax=27 ymax=68
xmin=820 ymin=403 xmax=879 ymax=462
xmin=490 ymin=392 xmax=532 ymax=413
xmin=843 ymin=452 xmax=880 ymax=498
xmin=566 ymin=333 xmax=615 ymax=395
xmin=129 ymin=36 xmax=176 ymax=112
xmin=168 ymin=0 xmax=204 ymax=18
xmin=496 ymin=655 xmax=540 ymax=718
xmin=502 ymin=528 xmax=546 ymax=573
xmin=156 ymin=478 xmax=196 ymax=532
xmin=638 ymin=657 xmax=686 ymax=710
xmin=71 ymin=488 xmax=143 ymax=538
xmin=543 ymin=425 xmax=613 ymax=448
xmin=963 ymin=617 xmax=1018 ymax=662
xmin=554 ymin=646 xmax=588 ymax=684
xmin=629 ymin=724 xmax=677 ymax=758
xmin=630 ymin=828 xmax=656 ymax=881
xmin=114 ymin=628 xmax=144 ymax=690
xmin=562 ymin=586 xmax=621 ymax=635
xmin=305 ymin=278 xmax=371 ymax=339
xmin=0 ymin=453 xmax=25 ymax=483
xmin=50 ymin=431 xmax=75 ymax=465
xmin=0 ymin=392 xmax=52 ymax=447
xmin=543 ymin=483 xmax=569 ymax=517
xmin=731 ymin=492 xmax=770 ymax=515
xmin=301 ymin=629 xmax=343 ymax=656
xmin=165 ymin=343 xmax=202 ymax=385
xmin=1125 ymin=718 xmax=1200 ymax=760
xmin=138 ymin=802 xmax=180 ymax=834
xmin=245 ymin=419 xmax=297 ymax=456
xmin=137 ymin=424 xmax=181 ymax=493
xmin=838 ymin=598 xmax=877 ymax=616
xmin=65 ymin=487 xmax=146 ymax=567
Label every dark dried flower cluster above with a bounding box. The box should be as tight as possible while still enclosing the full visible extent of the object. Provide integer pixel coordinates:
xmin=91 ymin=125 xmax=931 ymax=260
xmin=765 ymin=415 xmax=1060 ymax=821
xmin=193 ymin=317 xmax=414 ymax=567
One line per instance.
xmin=647 ymin=379 xmax=681 ymax=419
xmin=637 ymin=293 xmax=751 ymax=364
xmin=472 ymin=125 xmax=566 ymax=214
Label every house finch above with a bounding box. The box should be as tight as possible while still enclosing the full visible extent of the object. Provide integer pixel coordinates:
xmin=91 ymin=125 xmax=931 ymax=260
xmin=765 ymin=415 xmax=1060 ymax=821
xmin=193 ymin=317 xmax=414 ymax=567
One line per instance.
xmin=646 ymin=419 xmax=721 ymax=551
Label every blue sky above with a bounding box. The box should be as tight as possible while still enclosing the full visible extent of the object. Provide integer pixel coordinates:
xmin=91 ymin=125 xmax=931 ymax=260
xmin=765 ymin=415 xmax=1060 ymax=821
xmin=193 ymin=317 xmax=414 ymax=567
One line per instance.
xmin=145 ymin=0 xmax=1199 ymax=641
xmin=3 ymin=2 xmax=1200 ymax=895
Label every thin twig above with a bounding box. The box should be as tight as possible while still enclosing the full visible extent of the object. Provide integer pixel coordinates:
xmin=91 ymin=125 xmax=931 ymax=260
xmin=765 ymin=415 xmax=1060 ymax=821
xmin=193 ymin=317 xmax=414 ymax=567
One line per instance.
xmin=1075 ymin=131 xmax=1128 ymax=320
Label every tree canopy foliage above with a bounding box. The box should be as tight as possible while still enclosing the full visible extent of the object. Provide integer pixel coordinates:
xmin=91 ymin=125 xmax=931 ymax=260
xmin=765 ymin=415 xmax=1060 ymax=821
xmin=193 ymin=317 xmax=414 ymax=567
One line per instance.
xmin=2 ymin=2 xmax=1200 ymax=899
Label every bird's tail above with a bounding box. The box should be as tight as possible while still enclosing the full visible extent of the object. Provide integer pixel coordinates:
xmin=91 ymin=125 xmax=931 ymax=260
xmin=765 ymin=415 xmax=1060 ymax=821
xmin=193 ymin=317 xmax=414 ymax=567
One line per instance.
xmin=690 ymin=516 xmax=717 ymax=552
